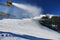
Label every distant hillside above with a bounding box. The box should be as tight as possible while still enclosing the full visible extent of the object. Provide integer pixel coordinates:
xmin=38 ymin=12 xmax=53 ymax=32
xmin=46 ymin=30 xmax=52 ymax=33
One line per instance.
xmin=0 ymin=12 xmax=16 ymax=19
xmin=39 ymin=15 xmax=60 ymax=30
xmin=51 ymin=16 xmax=60 ymax=29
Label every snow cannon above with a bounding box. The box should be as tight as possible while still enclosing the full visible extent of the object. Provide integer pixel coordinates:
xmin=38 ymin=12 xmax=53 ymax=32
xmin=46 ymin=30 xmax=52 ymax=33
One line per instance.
xmin=6 ymin=0 xmax=12 ymax=6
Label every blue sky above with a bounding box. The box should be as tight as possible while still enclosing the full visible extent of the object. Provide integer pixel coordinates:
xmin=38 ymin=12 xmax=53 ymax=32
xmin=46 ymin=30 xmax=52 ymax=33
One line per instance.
xmin=0 ymin=0 xmax=60 ymax=19
xmin=13 ymin=0 xmax=60 ymax=15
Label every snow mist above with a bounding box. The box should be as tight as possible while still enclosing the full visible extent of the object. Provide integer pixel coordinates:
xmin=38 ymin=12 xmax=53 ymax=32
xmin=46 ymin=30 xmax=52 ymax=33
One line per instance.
xmin=12 ymin=3 xmax=42 ymax=18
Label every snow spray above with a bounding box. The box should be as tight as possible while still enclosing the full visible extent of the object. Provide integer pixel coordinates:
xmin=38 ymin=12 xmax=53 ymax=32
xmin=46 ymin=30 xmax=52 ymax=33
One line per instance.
xmin=12 ymin=3 xmax=42 ymax=18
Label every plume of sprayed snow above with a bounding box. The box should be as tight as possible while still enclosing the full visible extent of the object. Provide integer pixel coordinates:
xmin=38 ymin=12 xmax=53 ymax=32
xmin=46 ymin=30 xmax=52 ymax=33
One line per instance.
xmin=12 ymin=3 xmax=42 ymax=18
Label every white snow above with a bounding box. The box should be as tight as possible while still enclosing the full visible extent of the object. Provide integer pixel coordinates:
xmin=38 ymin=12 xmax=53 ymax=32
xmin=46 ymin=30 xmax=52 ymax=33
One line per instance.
xmin=0 ymin=18 xmax=60 ymax=40
xmin=0 ymin=37 xmax=28 ymax=40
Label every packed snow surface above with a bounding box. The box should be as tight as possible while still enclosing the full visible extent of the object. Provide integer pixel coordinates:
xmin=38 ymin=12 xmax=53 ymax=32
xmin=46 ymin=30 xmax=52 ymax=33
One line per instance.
xmin=0 ymin=18 xmax=60 ymax=40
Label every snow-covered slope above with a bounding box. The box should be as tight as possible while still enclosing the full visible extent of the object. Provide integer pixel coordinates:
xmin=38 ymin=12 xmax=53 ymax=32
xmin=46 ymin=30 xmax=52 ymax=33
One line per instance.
xmin=0 ymin=18 xmax=60 ymax=40
xmin=0 ymin=37 xmax=28 ymax=40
